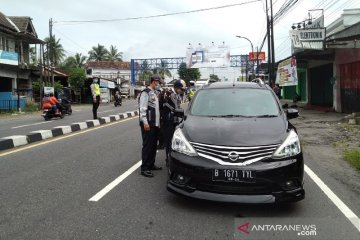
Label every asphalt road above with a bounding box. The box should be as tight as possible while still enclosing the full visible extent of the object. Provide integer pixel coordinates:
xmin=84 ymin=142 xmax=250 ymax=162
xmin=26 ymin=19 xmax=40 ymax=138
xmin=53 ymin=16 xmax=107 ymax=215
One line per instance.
xmin=0 ymin=99 xmax=138 ymax=139
xmin=0 ymin=111 xmax=359 ymax=239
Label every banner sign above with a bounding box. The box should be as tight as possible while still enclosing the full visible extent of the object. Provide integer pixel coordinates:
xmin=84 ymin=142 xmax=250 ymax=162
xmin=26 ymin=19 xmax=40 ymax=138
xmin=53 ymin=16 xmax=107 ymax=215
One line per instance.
xmin=108 ymin=81 xmax=115 ymax=89
xmin=186 ymin=43 xmax=230 ymax=68
xmin=0 ymin=50 xmax=18 ymax=65
xmin=276 ymin=56 xmax=298 ymax=87
xmin=249 ymin=52 xmax=266 ymax=61
xmin=99 ymin=79 xmax=108 ymax=88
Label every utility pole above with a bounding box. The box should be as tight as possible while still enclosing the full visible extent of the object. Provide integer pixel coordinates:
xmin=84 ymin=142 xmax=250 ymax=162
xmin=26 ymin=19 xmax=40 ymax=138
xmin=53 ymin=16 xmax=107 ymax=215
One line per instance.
xmin=265 ymin=0 xmax=272 ymax=85
xmin=270 ymin=0 xmax=275 ymax=85
xmin=49 ymin=18 xmax=54 ymax=87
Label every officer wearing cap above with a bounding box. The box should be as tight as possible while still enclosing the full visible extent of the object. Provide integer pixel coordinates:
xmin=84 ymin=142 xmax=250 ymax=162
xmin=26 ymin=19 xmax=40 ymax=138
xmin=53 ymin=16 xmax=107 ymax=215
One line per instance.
xmin=139 ymin=75 xmax=163 ymax=177
xmin=90 ymin=77 xmax=101 ymax=119
xmin=163 ymin=80 xmax=185 ymax=165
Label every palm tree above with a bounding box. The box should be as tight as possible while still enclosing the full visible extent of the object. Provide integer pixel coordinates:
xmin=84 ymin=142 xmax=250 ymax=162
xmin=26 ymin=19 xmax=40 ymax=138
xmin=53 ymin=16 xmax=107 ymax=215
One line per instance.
xmin=44 ymin=35 xmax=66 ymax=66
xmin=153 ymin=60 xmax=172 ymax=79
xmin=88 ymin=44 xmax=109 ymax=61
xmin=139 ymin=60 xmax=152 ymax=82
xmin=63 ymin=53 xmax=87 ymax=69
xmin=106 ymin=45 xmax=123 ymax=62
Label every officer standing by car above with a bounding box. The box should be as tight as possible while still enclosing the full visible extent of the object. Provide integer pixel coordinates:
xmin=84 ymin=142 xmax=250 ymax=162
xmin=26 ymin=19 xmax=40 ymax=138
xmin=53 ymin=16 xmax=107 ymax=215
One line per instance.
xmin=139 ymin=75 xmax=163 ymax=177
xmin=90 ymin=77 xmax=101 ymax=119
xmin=163 ymin=80 xmax=185 ymax=165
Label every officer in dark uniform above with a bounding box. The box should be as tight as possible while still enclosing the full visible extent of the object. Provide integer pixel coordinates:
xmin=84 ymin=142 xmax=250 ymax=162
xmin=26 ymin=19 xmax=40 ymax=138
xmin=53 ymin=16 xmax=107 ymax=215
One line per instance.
xmin=163 ymin=80 xmax=185 ymax=165
xmin=139 ymin=75 xmax=163 ymax=177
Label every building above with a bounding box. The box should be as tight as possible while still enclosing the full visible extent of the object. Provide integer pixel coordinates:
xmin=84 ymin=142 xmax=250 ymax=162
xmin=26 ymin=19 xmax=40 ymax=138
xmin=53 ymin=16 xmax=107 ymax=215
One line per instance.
xmin=280 ymin=9 xmax=360 ymax=113
xmin=85 ymin=61 xmax=135 ymax=101
xmin=0 ymin=12 xmax=44 ymax=111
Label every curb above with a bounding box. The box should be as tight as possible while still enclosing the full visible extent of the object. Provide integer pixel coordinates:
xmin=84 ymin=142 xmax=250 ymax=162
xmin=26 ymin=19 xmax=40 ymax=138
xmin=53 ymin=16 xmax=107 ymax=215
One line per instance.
xmin=0 ymin=110 xmax=139 ymax=152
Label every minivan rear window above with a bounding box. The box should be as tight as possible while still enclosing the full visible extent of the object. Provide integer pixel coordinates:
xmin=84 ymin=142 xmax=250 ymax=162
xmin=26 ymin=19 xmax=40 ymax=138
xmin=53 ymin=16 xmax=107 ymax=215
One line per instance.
xmin=190 ymin=88 xmax=280 ymax=117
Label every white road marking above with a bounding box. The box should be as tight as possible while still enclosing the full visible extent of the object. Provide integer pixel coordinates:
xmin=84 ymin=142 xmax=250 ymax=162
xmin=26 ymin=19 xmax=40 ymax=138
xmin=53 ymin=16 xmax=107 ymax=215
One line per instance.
xmin=89 ymin=161 xmax=142 ymax=202
xmin=12 ymin=121 xmax=53 ymax=129
xmin=305 ymin=164 xmax=360 ymax=232
xmin=98 ymin=110 xmax=114 ymax=114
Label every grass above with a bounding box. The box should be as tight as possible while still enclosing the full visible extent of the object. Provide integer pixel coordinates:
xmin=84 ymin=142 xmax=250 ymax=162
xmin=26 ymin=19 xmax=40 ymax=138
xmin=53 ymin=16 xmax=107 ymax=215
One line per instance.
xmin=343 ymin=149 xmax=360 ymax=170
xmin=24 ymin=102 xmax=40 ymax=112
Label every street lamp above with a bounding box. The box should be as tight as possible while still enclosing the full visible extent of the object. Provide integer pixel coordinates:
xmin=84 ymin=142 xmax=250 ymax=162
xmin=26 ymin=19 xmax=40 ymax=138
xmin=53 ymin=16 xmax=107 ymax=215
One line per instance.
xmin=236 ymin=35 xmax=255 ymax=80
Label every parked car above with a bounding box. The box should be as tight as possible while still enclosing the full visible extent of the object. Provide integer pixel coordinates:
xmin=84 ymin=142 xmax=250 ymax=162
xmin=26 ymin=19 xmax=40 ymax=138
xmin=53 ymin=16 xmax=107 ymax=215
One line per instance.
xmin=167 ymin=81 xmax=304 ymax=203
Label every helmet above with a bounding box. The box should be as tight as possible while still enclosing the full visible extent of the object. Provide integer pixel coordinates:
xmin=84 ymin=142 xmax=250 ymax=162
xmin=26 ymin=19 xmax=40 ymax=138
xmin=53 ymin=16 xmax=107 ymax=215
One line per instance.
xmin=180 ymin=80 xmax=186 ymax=88
xmin=174 ymin=80 xmax=185 ymax=89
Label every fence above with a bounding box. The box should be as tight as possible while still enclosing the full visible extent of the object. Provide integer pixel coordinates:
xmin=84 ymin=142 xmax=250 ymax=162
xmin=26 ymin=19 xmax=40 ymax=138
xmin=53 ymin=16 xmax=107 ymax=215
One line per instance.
xmin=0 ymin=99 xmax=26 ymax=112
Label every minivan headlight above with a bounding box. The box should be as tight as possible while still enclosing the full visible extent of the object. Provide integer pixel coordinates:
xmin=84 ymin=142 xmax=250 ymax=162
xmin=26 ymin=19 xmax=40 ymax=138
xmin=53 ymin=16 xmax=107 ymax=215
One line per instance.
xmin=171 ymin=128 xmax=197 ymax=156
xmin=273 ymin=130 xmax=301 ymax=158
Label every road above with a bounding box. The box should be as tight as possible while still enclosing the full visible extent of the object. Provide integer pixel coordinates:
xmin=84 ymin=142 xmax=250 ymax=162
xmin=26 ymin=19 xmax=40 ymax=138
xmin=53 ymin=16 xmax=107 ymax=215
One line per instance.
xmin=0 ymin=99 xmax=138 ymax=139
xmin=0 ymin=108 xmax=359 ymax=239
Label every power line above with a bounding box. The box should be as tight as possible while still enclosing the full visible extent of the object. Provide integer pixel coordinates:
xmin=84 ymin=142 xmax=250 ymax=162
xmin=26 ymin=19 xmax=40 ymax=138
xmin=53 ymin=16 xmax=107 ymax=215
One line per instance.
xmin=53 ymin=28 xmax=88 ymax=52
xmin=54 ymin=0 xmax=261 ymax=24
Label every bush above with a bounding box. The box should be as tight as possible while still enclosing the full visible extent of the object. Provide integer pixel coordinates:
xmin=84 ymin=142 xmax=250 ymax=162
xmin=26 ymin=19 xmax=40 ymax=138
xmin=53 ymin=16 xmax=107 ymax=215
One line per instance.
xmin=343 ymin=149 xmax=360 ymax=170
xmin=24 ymin=102 xmax=40 ymax=112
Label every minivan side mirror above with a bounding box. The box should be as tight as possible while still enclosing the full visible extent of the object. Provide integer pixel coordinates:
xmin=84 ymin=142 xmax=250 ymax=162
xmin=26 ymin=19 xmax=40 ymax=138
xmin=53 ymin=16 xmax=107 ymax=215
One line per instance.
xmin=286 ymin=108 xmax=299 ymax=119
xmin=174 ymin=109 xmax=184 ymax=118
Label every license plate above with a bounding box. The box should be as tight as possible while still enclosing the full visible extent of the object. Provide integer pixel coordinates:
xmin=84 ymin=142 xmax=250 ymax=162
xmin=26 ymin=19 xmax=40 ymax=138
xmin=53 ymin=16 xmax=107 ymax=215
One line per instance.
xmin=212 ymin=169 xmax=256 ymax=183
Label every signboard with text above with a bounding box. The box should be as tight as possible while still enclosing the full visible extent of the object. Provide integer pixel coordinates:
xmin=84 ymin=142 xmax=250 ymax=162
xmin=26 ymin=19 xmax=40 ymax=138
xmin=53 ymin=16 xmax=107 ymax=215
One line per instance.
xmin=275 ymin=56 xmax=298 ymax=87
xmin=0 ymin=51 xmax=18 ymax=65
xmin=249 ymin=52 xmax=266 ymax=61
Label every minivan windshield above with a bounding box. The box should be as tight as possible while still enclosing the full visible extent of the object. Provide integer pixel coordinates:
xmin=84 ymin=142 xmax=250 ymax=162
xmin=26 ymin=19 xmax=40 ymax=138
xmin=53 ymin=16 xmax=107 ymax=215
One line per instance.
xmin=190 ymin=88 xmax=280 ymax=117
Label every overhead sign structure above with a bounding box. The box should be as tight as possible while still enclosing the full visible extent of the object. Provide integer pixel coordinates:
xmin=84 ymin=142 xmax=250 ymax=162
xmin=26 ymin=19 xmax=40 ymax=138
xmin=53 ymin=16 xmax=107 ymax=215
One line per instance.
xmin=249 ymin=52 xmax=266 ymax=61
xmin=275 ymin=56 xmax=298 ymax=87
xmin=0 ymin=51 xmax=18 ymax=65
xmin=186 ymin=43 xmax=230 ymax=68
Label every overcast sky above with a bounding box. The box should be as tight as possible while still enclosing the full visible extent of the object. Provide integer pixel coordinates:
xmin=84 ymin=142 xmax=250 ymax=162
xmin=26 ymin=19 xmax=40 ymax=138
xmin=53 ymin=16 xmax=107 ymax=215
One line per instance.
xmin=2 ymin=0 xmax=360 ymax=80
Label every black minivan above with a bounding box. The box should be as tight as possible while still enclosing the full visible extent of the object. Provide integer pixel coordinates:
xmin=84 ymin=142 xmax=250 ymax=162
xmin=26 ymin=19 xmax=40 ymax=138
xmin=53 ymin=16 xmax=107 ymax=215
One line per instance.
xmin=167 ymin=81 xmax=305 ymax=203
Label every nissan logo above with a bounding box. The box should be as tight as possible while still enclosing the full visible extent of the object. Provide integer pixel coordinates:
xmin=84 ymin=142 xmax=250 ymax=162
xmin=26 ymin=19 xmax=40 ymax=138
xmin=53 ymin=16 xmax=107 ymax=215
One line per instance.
xmin=228 ymin=151 xmax=239 ymax=161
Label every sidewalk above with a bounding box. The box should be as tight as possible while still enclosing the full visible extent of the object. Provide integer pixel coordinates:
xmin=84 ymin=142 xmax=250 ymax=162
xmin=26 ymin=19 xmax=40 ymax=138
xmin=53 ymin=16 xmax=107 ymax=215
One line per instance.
xmin=291 ymin=107 xmax=360 ymax=198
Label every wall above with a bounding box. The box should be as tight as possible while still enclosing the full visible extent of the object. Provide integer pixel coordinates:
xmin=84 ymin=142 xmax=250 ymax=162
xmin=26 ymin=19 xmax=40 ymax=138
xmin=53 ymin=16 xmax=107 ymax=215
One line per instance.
xmin=335 ymin=48 xmax=360 ymax=112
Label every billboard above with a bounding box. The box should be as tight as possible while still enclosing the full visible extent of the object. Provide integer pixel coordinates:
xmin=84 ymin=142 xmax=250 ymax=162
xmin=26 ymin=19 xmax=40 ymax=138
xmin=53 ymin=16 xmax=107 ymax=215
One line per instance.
xmin=186 ymin=43 xmax=230 ymax=68
xmin=275 ymin=56 xmax=298 ymax=87
xmin=0 ymin=51 xmax=18 ymax=65
xmin=249 ymin=52 xmax=266 ymax=61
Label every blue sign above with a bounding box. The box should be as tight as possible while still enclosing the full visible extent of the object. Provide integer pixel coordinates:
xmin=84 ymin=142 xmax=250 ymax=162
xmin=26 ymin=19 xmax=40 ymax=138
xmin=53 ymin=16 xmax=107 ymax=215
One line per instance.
xmin=0 ymin=51 xmax=18 ymax=65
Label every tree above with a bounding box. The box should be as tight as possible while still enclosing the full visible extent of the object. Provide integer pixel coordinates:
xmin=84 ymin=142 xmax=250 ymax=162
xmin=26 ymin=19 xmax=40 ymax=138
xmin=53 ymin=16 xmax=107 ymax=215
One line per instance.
xmin=153 ymin=60 xmax=172 ymax=79
xmin=88 ymin=44 xmax=109 ymax=61
xmin=44 ymin=35 xmax=66 ymax=66
xmin=139 ymin=60 xmax=152 ymax=83
xmin=209 ymin=74 xmax=220 ymax=82
xmin=68 ymin=68 xmax=86 ymax=103
xmin=68 ymin=68 xmax=86 ymax=89
xmin=29 ymin=47 xmax=37 ymax=65
xmin=62 ymin=53 xmax=87 ymax=69
xmin=178 ymin=63 xmax=201 ymax=85
xmin=106 ymin=45 xmax=123 ymax=62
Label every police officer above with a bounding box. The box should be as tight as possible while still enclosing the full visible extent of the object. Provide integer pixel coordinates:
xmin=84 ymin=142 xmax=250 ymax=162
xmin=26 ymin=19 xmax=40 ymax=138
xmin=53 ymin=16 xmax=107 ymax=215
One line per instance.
xmin=139 ymin=75 xmax=163 ymax=177
xmin=163 ymin=80 xmax=185 ymax=165
xmin=90 ymin=77 xmax=101 ymax=119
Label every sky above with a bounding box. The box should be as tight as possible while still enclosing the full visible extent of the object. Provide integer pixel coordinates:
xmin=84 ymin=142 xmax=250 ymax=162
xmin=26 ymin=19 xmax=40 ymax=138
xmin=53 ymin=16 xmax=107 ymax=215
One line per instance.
xmin=2 ymin=0 xmax=360 ymax=80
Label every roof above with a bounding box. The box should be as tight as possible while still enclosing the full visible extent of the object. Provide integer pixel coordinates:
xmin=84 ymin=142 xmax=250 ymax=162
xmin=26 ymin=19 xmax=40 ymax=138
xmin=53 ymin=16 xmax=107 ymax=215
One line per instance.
xmin=8 ymin=16 xmax=38 ymax=37
xmin=327 ymin=20 xmax=360 ymax=41
xmin=0 ymin=12 xmax=18 ymax=32
xmin=202 ymin=81 xmax=269 ymax=89
xmin=86 ymin=61 xmax=132 ymax=70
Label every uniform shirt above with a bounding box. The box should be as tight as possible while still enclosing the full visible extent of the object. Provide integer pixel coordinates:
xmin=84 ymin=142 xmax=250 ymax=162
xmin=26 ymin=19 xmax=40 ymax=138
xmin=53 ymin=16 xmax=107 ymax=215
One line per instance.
xmin=163 ymin=88 xmax=182 ymax=123
xmin=139 ymin=86 xmax=160 ymax=127
xmin=90 ymin=83 xmax=100 ymax=98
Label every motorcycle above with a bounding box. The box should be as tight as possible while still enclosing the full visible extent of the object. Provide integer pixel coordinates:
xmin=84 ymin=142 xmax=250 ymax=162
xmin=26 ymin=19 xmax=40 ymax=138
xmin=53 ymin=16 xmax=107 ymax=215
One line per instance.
xmin=59 ymin=98 xmax=72 ymax=115
xmin=42 ymin=107 xmax=64 ymax=121
xmin=114 ymin=94 xmax=122 ymax=107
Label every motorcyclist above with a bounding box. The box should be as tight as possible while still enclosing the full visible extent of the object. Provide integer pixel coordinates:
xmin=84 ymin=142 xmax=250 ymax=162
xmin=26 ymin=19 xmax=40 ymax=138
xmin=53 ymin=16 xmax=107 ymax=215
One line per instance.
xmin=49 ymin=93 xmax=60 ymax=114
xmin=114 ymin=91 xmax=122 ymax=105
xmin=42 ymin=94 xmax=52 ymax=110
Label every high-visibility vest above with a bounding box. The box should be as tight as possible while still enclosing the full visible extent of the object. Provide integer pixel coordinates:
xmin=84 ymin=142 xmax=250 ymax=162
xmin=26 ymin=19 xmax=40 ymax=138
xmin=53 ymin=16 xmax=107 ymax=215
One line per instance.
xmin=94 ymin=83 xmax=100 ymax=96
